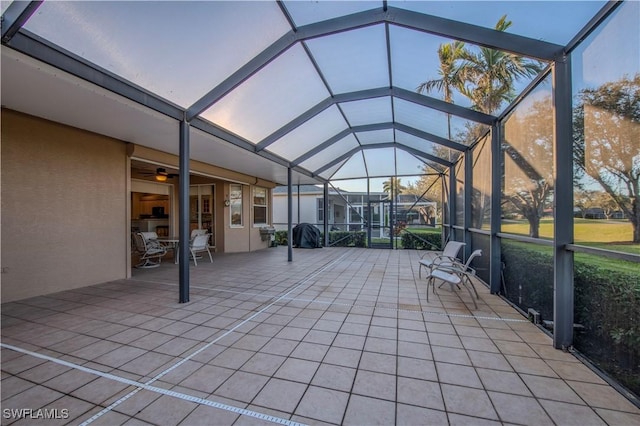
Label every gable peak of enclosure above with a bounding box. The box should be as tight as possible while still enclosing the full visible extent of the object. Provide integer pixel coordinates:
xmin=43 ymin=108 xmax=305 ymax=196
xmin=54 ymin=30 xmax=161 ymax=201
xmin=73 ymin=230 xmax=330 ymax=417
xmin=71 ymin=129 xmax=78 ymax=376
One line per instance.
xmin=1 ymin=0 xmax=610 ymax=185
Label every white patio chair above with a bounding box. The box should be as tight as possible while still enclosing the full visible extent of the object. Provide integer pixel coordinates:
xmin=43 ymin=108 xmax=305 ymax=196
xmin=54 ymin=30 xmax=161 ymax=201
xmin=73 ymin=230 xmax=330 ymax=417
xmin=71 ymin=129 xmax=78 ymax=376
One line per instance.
xmin=425 ymin=249 xmax=482 ymax=309
xmin=189 ymin=233 xmax=213 ymax=266
xmin=133 ymin=232 xmax=167 ymax=268
xmin=190 ymin=229 xmax=207 ymax=239
xmin=418 ymin=240 xmax=466 ymax=278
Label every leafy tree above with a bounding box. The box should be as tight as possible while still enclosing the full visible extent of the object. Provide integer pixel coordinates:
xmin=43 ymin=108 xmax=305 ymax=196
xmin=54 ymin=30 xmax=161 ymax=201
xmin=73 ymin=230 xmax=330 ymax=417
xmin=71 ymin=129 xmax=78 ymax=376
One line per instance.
xmin=573 ymin=74 xmax=640 ymax=242
xmin=503 ymin=96 xmax=555 ymax=238
xmin=574 ymin=189 xmax=600 ymax=219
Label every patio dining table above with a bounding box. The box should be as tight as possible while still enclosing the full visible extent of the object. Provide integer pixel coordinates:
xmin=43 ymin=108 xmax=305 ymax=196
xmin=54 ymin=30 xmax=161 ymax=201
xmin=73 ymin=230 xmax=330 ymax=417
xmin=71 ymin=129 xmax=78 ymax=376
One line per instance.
xmin=156 ymin=236 xmax=180 ymax=264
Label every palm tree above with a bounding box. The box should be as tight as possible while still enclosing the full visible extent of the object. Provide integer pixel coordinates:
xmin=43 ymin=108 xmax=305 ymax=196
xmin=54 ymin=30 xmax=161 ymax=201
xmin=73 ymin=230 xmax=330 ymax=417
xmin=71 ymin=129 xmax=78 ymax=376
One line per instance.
xmin=382 ymin=177 xmax=406 ymax=200
xmin=418 ymin=15 xmax=543 ymax=115
xmin=417 ymin=15 xmax=544 ymax=232
xmin=417 ymin=40 xmax=466 ymax=139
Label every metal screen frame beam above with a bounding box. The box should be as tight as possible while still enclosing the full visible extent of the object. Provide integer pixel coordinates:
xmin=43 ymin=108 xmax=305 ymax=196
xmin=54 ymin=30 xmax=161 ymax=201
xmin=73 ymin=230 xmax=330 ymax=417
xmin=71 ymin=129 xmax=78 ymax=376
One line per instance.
xmin=464 ymin=150 xmax=473 ymax=259
xmin=1 ymin=1 xmax=41 ymax=43
xmin=448 ymin=166 xmax=456 ymax=242
xmin=292 ymin=121 xmax=467 ymax=168
xmin=256 ymin=86 xmax=495 ymax=151
xmin=388 ymin=7 xmax=562 ymax=61
xmin=187 ymin=7 xmax=562 ymax=120
xmin=490 ymin=124 xmax=502 ymax=294
xmin=395 ymin=123 xmax=468 ymax=152
xmin=8 ymin=31 xmax=185 ymax=121
xmin=179 ymin=119 xmax=190 ymax=303
xmin=189 ymin=118 xmax=322 ymax=181
xmin=552 ymin=55 xmax=574 ymax=350
xmin=392 ymin=87 xmax=495 ymax=125
xmin=313 ymin=142 xmax=451 ymax=176
xmin=287 ymin=168 xmax=293 ymax=262
xmin=323 ymin=183 xmax=329 ymax=247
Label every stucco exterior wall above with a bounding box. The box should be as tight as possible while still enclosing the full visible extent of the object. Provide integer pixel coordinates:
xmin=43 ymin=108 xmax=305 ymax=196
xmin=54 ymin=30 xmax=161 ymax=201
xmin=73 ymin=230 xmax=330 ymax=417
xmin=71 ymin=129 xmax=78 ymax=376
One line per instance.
xmin=1 ymin=109 xmax=128 ymax=302
xmin=272 ymin=193 xmax=319 ymax=230
xmin=223 ymin=182 xmax=270 ymax=253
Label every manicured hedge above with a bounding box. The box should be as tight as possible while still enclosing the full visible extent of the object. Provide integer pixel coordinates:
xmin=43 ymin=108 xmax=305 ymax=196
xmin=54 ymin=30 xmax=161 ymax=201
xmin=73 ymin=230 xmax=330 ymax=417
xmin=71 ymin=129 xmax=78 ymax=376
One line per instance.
xmin=273 ymin=230 xmax=366 ymax=247
xmin=574 ymin=260 xmax=640 ymax=396
xmin=501 ymin=240 xmax=640 ymax=397
xmin=400 ymin=232 xmax=442 ymax=250
xmin=326 ymin=231 xmax=366 ymax=247
xmin=501 ymin=242 xmax=554 ymax=320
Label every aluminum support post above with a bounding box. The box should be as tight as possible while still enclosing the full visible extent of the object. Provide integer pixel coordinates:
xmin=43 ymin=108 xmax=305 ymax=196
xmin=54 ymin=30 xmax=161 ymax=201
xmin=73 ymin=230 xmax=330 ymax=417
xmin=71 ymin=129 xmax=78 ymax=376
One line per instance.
xmin=449 ymin=166 xmax=456 ymax=242
xmin=323 ymin=183 xmax=329 ymax=247
xmin=297 ymin=185 xmax=301 ymax=224
xmin=552 ymin=55 xmax=574 ymax=349
xmin=490 ymin=123 xmax=503 ymax=294
xmin=287 ymin=168 xmax=293 ymax=262
xmin=179 ymin=119 xmax=190 ymax=303
xmin=464 ymin=150 xmax=473 ymax=258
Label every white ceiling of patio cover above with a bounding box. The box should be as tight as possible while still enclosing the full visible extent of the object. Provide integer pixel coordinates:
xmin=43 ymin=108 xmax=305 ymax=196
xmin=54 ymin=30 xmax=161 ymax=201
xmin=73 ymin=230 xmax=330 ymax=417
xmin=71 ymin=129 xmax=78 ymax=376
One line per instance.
xmin=24 ymin=1 xmax=290 ymax=108
xmin=200 ymin=43 xmax=330 ymax=143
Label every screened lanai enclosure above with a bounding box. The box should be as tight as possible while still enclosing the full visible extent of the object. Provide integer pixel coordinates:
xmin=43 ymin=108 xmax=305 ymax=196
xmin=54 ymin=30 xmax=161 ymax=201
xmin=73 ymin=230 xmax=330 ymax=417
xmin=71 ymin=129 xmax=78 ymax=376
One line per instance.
xmin=2 ymin=0 xmax=639 ymax=403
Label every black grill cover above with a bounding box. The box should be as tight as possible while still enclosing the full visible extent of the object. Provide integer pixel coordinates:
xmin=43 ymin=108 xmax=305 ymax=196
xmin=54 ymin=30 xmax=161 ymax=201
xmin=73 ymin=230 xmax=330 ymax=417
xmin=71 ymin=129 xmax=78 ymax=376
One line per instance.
xmin=292 ymin=223 xmax=322 ymax=248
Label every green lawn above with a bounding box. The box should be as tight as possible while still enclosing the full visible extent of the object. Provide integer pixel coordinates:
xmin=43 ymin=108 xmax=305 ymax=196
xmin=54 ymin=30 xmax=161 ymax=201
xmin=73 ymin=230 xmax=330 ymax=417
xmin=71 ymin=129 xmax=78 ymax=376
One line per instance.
xmin=501 ymin=218 xmax=638 ymax=255
xmin=503 ymin=240 xmax=639 ymax=274
xmin=405 ymin=226 xmax=442 ymax=235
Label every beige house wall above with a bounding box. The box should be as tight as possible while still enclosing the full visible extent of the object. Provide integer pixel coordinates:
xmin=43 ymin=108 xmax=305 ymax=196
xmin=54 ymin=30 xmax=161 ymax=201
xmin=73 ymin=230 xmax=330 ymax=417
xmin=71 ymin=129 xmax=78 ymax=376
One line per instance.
xmin=222 ymin=182 xmax=272 ymax=253
xmin=1 ymin=109 xmax=277 ymax=301
xmin=1 ymin=109 xmax=128 ymax=302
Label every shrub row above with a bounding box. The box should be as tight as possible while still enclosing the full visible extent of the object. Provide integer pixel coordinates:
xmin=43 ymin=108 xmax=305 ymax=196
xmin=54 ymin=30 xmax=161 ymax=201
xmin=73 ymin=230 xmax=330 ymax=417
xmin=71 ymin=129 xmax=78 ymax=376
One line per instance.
xmin=273 ymin=230 xmax=366 ymax=248
xmin=327 ymin=231 xmax=366 ymax=247
xmin=501 ymin=241 xmax=640 ymax=397
xmin=400 ymin=232 xmax=442 ymax=250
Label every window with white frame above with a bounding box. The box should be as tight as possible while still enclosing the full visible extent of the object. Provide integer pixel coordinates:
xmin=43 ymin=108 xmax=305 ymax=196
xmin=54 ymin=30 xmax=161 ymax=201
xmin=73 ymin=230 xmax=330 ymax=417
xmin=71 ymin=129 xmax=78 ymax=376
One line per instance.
xmin=253 ymin=187 xmax=268 ymax=225
xmin=317 ymin=198 xmax=324 ymax=222
xmin=230 ymin=184 xmax=243 ymax=226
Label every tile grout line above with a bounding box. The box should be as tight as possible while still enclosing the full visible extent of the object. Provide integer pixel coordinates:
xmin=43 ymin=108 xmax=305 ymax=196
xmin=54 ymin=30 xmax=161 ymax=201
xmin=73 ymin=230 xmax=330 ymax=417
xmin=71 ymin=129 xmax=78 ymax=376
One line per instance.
xmin=76 ymin=249 xmax=354 ymax=425
xmin=0 ymin=342 xmax=304 ymax=426
xmin=140 ymin=279 xmax=529 ymax=323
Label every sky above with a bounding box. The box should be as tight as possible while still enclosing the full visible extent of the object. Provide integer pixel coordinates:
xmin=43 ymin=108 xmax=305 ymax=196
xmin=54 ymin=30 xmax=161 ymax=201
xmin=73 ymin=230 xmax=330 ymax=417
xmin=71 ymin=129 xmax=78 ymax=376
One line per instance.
xmin=5 ymin=1 xmax=637 ymax=193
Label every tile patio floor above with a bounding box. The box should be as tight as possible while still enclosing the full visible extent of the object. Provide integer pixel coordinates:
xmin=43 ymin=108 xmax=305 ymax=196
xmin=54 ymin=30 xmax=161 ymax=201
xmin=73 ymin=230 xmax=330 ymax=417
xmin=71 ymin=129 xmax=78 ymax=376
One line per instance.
xmin=2 ymin=247 xmax=639 ymax=426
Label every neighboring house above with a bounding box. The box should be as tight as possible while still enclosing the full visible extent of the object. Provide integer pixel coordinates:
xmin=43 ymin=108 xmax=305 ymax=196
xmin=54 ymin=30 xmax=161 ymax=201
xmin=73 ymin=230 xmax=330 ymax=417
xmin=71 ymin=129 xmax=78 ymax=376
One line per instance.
xmin=584 ymin=207 xmax=607 ymax=219
xmin=272 ymin=186 xmax=437 ymax=235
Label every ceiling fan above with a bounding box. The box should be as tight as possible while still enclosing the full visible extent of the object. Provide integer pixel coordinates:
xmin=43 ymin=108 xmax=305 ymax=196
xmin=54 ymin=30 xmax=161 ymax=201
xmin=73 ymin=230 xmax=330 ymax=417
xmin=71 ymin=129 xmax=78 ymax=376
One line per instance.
xmin=140 ymin=167 xmax=178 ymax=182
